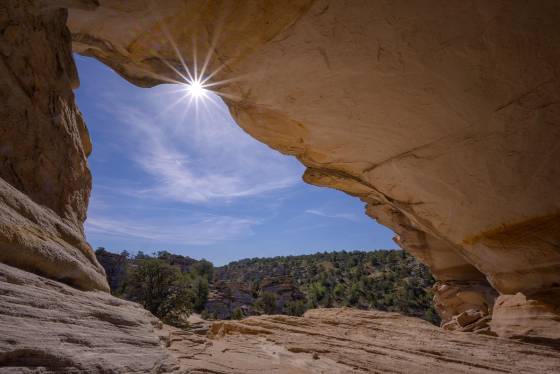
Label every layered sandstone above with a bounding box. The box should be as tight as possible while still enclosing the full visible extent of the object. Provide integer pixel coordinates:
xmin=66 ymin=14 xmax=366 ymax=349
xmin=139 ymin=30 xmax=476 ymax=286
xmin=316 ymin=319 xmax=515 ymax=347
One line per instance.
xmin=0 ymin=0 xmax=108 ymax=291
xmin=4 ymin=264 xmax=559 ymax=374
xmin=1 ymin=2 xmax=559 ymax=372
xmin=0 ymin=1 xmax=178 ymax=370
xmin=0 ymin=262 xmax=179 ymax=373
xmin=165 ymin=308 xmax=560 ymax=373
xmin=67 ymin=0 xmax=560 ymax=339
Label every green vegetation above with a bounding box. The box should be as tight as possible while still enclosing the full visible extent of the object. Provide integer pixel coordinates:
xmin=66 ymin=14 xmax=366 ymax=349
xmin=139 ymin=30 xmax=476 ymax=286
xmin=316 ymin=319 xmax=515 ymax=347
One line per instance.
xmin=218 ymin=250 xmax=439 ymax=324
xmin=254 ymin=291 xmax=277 ymax=315
xmin=124 ymin=259 xmax=194 ymax=327
xmin=95 ymin=249 xmax=440 ymax=326
xmin=95 ymin=249 xmax=212 ymax=328
xmin=231 ymin=307 xmax=244 ymax=320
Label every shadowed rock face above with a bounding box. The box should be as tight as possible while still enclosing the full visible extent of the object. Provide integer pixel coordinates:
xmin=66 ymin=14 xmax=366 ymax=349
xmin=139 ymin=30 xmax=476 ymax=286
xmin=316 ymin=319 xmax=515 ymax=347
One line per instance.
xmin=67 ymin=0 xmax=560 ymax=341
xmin=0 ymin=0 xmax=107 ymax=292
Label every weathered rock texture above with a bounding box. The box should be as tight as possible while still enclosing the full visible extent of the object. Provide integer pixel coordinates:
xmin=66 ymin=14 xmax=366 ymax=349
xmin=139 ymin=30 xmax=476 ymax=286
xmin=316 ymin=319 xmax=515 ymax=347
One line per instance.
xmin=0 ymin=1 xmax=178 ymax=371
xmin=0 ymin=0 xmax=108 ymax=292
xmin=0 ymin=262 xmax=179 ymax=373
xmin=67 ymin=0 xmax=560 ymax=341
xmin=165 ymin=308 xmax=560 ymax=373
xmin=2 ymin=1 xmax=560 ymax=371
xmin=5 ymin=264 xmax=558 ymax=374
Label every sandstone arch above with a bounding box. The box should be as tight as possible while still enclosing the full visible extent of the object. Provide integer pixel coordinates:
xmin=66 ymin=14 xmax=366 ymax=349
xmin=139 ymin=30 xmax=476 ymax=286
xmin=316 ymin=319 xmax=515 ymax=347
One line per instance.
xmin=1 ymin=2 xmax=559 ymax=370
xmin=67 ymin=0 xmax=560 ymax=340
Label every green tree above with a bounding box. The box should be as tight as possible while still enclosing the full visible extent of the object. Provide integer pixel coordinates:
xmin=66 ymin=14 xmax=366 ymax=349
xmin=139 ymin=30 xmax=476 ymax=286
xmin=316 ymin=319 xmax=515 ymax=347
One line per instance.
xmin=308 ymin=281 xmax=327 ymax=307
xmin=192 ymin=259 xmax=214 ymax=282
xmin=231 ymin=307 xmax=244 ymax=320
xmin=333 ymin=283 xmax=345 ymax=300
xmin=285 ymin=300 xmax=308 ymax=316
xmin=124 ymin=259 xmax=194 ymax=327
xmin=255 ymin=292 xmax=277 ymax=314
xmin=192 ymin=277 xmax=209 ymax=312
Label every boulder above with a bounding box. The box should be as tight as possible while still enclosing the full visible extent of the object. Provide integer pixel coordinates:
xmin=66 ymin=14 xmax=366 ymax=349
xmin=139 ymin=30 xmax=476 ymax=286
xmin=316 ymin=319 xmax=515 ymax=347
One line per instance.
xmin=456 ymin=309 xmax=484 ymax=328
xmin=433 ymin=280 xmax=497 ymax=325
xmin=491 ymin=293 xmax=560 ymax=347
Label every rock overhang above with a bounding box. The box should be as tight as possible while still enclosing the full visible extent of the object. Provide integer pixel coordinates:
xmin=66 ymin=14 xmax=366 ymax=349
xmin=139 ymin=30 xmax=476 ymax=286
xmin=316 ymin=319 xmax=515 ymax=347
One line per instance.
xmin=66 ymin=0 xmax=560 ymax=341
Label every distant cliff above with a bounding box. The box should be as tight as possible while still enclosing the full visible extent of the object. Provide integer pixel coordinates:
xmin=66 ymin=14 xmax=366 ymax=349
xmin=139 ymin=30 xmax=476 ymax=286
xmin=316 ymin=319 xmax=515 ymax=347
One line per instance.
xmin=205 ymin=250 xmax=438 ymax=324
xmin=95 ymin=249 xmax=438 ymax=324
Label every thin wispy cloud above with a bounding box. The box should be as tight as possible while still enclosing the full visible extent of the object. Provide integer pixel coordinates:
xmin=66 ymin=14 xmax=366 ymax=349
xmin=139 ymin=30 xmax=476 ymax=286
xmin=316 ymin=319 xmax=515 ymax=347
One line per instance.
xmin=87 ymin=215 xmax=259 ymax=245
xmin=77 ymin=57 xmax=396 ymax=262
xmin=103 ymin=87 xmax=302 ymax=204
xmin=305 ymin=209 xmax=358 ymax=221
xmin=83 ymin=75 xmax=302 ymax=248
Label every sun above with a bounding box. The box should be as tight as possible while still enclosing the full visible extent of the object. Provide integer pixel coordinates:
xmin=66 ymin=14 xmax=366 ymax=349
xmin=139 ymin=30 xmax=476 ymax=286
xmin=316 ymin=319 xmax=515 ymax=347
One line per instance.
xmin=187 ymin=79 xmax=207 ymax=98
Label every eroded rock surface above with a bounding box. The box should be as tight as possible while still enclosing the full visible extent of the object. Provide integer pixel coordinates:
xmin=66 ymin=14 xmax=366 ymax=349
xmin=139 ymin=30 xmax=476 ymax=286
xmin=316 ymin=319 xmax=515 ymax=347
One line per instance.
xmin=68 ymin=0 xmax=560 ymax=338
xmin=0 ymin=263 xmax=179 ymax=373
xmin=1 ymin=2 xmax=560 ymax=372
xmin=491 ymin=293 xmax=560 ymax=348
xmin=0 ymin=2 xmax=179 ymax=371
xmin=165 ymin=308 xmax=560 ymax=373
xmin=0 ymin=0 xmax=107 ymax=291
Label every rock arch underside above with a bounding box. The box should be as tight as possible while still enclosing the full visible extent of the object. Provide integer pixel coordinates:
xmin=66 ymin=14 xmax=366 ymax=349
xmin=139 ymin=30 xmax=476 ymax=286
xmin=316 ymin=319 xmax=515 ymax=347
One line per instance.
xmin=1 ymin=0 xmax=559 ymax=373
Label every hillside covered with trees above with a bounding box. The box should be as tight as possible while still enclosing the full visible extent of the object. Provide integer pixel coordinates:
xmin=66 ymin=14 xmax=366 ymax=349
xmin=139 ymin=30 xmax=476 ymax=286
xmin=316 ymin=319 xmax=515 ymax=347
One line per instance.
xmin=95 ymin=249 xmax=439 ymax=327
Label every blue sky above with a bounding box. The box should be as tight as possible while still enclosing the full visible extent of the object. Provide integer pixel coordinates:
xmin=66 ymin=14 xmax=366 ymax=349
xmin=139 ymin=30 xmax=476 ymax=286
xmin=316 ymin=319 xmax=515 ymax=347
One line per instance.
xmin=74 ymin=55 xmax=397 ymax=266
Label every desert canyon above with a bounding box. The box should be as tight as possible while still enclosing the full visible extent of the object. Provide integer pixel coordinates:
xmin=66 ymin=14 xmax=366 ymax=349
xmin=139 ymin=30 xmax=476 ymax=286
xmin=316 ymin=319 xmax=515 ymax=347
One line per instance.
xmin=1 ymin=0 xmax=559 ymax=372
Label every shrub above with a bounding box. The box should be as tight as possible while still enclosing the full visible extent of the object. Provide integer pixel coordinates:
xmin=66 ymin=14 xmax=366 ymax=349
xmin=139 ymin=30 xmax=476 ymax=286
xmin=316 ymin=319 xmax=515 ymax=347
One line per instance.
xmin=285 ymin=300 xmax=308 ymax=316
xmin=255 ymin=291 xmax=277 ymax=314
xmin=231 ymin=307 xmax=244 ymax=320
xmin=123 ymin=259 xmax=194 ymax=327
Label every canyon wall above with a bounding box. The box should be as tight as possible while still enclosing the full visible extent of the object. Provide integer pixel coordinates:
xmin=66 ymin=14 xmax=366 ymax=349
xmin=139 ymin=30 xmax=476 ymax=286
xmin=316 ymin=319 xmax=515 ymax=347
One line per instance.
xmin=67 ymin=0 xmax=560 ymax=342
xmin=0 ymin=0 xmax=107 ymax=292
xmin=0 ymin=1 xmax=180 ymax=371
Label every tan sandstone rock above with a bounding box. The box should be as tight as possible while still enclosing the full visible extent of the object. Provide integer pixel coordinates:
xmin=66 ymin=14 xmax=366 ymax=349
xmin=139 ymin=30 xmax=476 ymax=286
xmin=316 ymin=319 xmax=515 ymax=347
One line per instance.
xmin=2 ymin=3 xmax=560 ymax=371
xmin=164 ymin=308 xmax=560 ymax=373
xmin=433 ymin=280 xmax=497 ymax=324
xmin=0 ymin=0 xmax=108 ymax=291
xmin=66 ymin=0 xmax=560 ymax=339
xmin=0 ymin=263 xmax=179 ymax=373
xmin=491 ymin=293 xmax=560 ymax=348
xmin=3 ymin=260 xmax=559 ymax=373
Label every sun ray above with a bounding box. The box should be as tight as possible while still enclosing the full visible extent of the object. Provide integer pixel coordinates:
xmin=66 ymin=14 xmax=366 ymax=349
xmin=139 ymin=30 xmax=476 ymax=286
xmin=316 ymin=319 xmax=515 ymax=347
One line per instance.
xmin=211 ymin=90 xmax=243 ymax=102
xmin=136 ymin=2 xmax=249 ymax=113
xmin=157 ymin=14 xmax=195 ymax=83
xmin=199 ymin=21 xmax=223 ymax=82
xmin=203 ymin=74 xmax=251 ymax=89
xmin=192 ymin=34 xmax=198 ymax=83
xmin=200 ymin=59 xmax=232 ymax=85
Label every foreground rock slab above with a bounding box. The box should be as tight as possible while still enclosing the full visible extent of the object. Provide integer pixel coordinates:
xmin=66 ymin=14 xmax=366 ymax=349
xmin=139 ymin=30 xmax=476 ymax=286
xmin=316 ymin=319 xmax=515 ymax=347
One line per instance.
xmin=167 ymin=308 xmax=560 ymax=373
xmin=1 ymin=263 xmax=559 ymax=373
xmin=0 ymin=263 xmax=179 ymax=373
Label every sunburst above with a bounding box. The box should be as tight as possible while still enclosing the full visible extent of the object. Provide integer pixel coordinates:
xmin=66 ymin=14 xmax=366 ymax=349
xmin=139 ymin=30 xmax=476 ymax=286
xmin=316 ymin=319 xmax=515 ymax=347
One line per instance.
xmin=186 ymin=79 xmax=207 ymax=98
